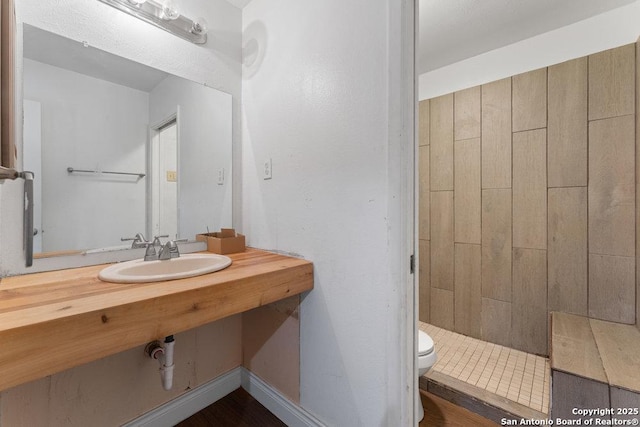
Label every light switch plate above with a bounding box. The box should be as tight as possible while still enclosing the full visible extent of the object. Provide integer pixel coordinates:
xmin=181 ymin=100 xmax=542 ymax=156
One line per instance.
xmin=263 ymin=158 xmax=272 ymax=180
xmin=217 ymin=168 xmax=224 ymax=185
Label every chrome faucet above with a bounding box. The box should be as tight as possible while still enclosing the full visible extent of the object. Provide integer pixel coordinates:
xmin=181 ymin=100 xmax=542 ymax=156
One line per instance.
xmin=144 ymin=242 xmax=158 ymax=261
xmin=144 ymin=236 xmax=185 ymax=261
xmin=158 ymin=240 xmax=180 ymax=260
xmin=121 ymin=233 xmax=148 ymax=249
xmin=143 ymin=235 xmax=168 ymax=261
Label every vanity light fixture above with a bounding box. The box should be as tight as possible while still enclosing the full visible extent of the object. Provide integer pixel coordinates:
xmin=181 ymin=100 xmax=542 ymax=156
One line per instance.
xmin=98 ymin=0 xmax=208 ymax=44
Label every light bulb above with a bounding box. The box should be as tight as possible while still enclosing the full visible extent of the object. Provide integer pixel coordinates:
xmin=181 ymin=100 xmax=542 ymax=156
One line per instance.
xmin=161 ymin=0 xmax=180 ymax=20
xmin=191 ymin=17 xmax=208 ymax=35
xmin=127 ymin=0 xmax=146 ymax=5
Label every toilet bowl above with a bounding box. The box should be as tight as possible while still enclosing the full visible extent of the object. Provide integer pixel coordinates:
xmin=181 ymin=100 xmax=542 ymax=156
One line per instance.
xmin=417 ymin=330 xmax=437 ymax=422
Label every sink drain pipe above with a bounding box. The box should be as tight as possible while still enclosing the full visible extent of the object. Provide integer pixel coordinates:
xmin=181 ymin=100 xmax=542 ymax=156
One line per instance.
xmin=145 ymin=335 xmax=175 ymax=390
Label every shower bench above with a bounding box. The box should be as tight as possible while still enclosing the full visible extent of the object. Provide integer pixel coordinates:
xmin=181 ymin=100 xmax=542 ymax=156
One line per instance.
xmin=550 ymin=312 xmax=640 ymax=422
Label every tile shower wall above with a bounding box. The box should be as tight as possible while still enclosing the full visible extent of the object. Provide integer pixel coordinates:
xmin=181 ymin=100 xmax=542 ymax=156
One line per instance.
xmin=419 ymin=43 xmax=637 ymax=356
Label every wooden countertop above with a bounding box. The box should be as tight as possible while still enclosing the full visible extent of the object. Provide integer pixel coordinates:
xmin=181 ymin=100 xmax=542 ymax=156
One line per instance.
xmin=0 ymin=248 xmax=313 ymax=392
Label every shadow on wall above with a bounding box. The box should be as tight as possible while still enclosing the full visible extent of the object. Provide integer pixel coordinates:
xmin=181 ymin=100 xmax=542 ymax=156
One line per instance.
xmin=243 ymin=20 xmax=267 ymax=79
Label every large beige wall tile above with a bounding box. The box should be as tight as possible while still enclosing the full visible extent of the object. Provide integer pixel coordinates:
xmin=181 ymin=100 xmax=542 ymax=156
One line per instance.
xmin=419 ymin=99 xmax=430 ymax=146
xmin=513 ymin=129 xmax=547 ymax=250
xmin=481 ymin=189 xmax=512 ymax=302
xmin=589 ymin=44 xmax=635 ymax=120
xmin=588 ymin=254 xmax=635 ymax=324
xmin=513 ymin=68 xmax=547 ymax=132
xmin=454 ymin=243 xmax=481 ymax=338
xmin=243 ymin=298 xmax=301 ymax=403
xmin=431 ymin=191 xmax=454 ymax=290
xmin=512 ymin=248 xmax=548 ymax=355
xmin=548 ymin=187 xmax=588 ymax=316
xmin=430 ymin=94 xmax=454 ymax=190
xmin=419 ymin=239 xmax=430 ymax=323
xmin=589 ymin=115 xmax=635 ymax=257
xmin=419 ymin=145 xmax=430 ymax=240
xmin=430 ymin=288 xmax=454 ymax=330
xmin=481 ymin=298 xmax=512 ymax=347
xmin=454 ymin=86 xmax=481 ymax=140
xmin=482 ymin=78 xmax=511 ymax=189
xmin=454 ymin=138 xmax=481 ymax=244
xmin=548 ymin=57 xmax=588 ymax=187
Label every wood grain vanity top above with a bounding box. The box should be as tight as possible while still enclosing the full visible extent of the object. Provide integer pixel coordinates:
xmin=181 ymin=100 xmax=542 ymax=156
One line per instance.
xmin=0 ymin=248 xmax=313 ymax=392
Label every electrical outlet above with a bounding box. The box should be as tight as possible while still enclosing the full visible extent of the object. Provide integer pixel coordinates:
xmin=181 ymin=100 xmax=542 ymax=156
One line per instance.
xmin=263 ymin=158 xmax=272 ymax=180
xmin=166 ymin=171 xmax=177 ymax=182
xmin=217 ymin=168 xmax=224 ymax=185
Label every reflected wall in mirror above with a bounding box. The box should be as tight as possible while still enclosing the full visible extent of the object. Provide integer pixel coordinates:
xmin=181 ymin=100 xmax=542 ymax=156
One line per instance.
xmin=22 ymin=24 xmax=233 ymax=257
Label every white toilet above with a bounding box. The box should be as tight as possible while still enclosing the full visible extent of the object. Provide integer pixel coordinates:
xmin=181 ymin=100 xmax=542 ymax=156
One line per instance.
xmin=417 ymin=330 xmax=437 ymax=422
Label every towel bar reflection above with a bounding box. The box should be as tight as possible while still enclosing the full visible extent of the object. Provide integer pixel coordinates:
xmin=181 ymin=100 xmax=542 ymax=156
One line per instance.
xmin=67 ymin=167 xmax=145 ymax=179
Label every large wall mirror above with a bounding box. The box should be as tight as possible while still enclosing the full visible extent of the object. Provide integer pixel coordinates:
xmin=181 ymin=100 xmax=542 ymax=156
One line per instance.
xmin=22 ymin=24 xmax=232 ymax=259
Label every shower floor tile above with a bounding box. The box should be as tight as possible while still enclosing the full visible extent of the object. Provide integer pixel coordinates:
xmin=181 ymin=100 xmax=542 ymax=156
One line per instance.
xmin=419 ymin=321 xmax=550 ymax=415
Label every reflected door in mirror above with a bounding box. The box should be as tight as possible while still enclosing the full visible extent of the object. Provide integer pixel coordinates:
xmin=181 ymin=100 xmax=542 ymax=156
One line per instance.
xmin=151 ymin=120 xmax=178 ymax=239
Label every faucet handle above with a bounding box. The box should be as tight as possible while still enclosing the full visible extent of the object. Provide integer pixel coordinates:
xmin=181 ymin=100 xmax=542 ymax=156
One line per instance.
xmin=144 ymin=242 xmax=158 ymax=261
xmin=121 ymin=233 xmax=148 ymax=249
xmin=158 ymin=239 xmax=184 ymax=260
xmin=152 ymin=235 xmax=170 ymax=247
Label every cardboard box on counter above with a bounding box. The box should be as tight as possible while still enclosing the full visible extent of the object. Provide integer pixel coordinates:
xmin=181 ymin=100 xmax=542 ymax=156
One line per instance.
xmin=196 ymin=228 xmax=246 ymax=254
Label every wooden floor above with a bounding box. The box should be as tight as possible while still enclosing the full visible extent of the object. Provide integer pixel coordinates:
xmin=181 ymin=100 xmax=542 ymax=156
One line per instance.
xmin=176 ymin=388 xmax=497 ymax=426
xmin=420 ymin=390 xmax=498 ymax=426
xmin=175 ymin=388 xmax=285 ymax=427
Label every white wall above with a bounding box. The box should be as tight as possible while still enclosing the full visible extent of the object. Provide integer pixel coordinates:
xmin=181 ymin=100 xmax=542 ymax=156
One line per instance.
xmin=0 ymin=0 xmax=241 ymax=273
xmin=149 ymin=76 xmax=233 ymax=240
xmin=241 ymin=0 xmax=414 ymax=425
xmin=419 ymin=1 xmax=640 ymax=99
xmin=24 ymin=59 xmax=148 ymax=252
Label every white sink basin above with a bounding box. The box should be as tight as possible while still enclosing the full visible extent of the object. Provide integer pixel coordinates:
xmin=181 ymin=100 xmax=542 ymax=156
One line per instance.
xmin=98 ymin=253 xmax=232 ymax=283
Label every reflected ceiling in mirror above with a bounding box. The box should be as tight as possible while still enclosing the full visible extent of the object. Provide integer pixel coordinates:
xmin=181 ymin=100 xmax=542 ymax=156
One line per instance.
xmin=22 ymin=24 xmax=233 ymax=259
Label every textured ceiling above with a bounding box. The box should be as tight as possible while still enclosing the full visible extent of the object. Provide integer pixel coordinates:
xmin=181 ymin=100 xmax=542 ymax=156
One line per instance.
xmin=418 ymin=0 xmax=637 ymax=74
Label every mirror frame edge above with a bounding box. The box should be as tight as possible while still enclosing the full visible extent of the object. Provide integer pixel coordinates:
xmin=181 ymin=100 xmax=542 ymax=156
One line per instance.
xmin=0 ymin=0 xmax=16 ymax=168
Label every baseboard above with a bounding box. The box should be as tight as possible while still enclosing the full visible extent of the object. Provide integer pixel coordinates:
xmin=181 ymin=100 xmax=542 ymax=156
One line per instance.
xmin=123 ymin=367 xmax=242 ymax=427
xmin=241 ymin=368 xmax=325 ymax=427
xmin=122 ymin=366 xmax=324 ymax=427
